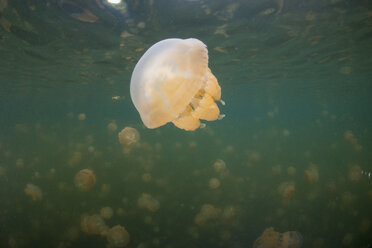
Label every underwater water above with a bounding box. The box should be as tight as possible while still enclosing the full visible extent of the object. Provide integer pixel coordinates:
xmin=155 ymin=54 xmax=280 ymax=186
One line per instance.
xmin=0 ymin=0 xmax=372 ymax=247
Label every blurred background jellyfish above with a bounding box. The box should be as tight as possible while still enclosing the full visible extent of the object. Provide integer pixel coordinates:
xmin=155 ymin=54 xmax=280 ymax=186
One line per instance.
xmin=253 ymin=227 xmax=303 ymax=248
xmin=100 ymin=207 xmax=114 ymax=219
xmin=81 ymin=214 xmax=108 ymax=235
xmin=348 ymin=165 xmax=362 ymax=183
xmin=304 ymin=163 xmax=319 ymax=184
xmin=137 ymin=193 xmax=160 ymax=212
xmin=74 ymin=169 xmax=96 ymax=192
xmin=24 ymin=184 xmax=43 ymax=201
xmin=278 ymin=182 xmax=295 ymax=199
xmin=209 ymin=177 xmax=221 ymax=189
xmin=105 ymin=225 xmax=130 ymax=247
xmin=130 ymin=38 xmax=224 ymax=131
xmin=194 ymin=204 xmax=221 ymax=226
xmin=118 ymin=127 xmax=140 ymax=149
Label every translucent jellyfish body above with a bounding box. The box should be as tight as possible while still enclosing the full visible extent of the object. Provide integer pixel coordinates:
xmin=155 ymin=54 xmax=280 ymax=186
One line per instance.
xmin=130 ymin=38 xmax=223 ymax=131
xmin=118 ymin=127 xmax=140 ymax=148
xmin=253 ymin=227 xmax=303 ymax=248
xmin=24 ymin=184 xmax=43 ymax=201
xmin=106 ymin=225 xmax=130 ymax=247
xmin=74 ymin=169 xmax=96 ymax=191
xmin=81 ymin=214 xmax=108 ymax=235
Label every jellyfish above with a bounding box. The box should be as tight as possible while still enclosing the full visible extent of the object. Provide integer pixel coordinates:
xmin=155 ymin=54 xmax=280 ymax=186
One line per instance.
xmin=253 ymin=227 xmax=303 ymax=248
xmin=348 ymin=165 xmax=362 ymax=182
xmin=118 ymin=127 xmax=140 ymax=148
xmin=74 ymin=169 xmax=96 ymax=191
xmin=130 ymin=38 xmax=224 ymax=131
xmin=278 ymin=182 xmax=295 ymax=199
xmin=24 ymin=184 xmax=43 ymax=201
xmin=209 ymin=178 xmax=221 ymax=189
xmin=137 ymin=193 xmax=159 ymax=212
xmin=106 ymin=225 xmax=130 ymax=247
xmin=304 ymin=163 xmax=319 ymax=184
xmin=100 ymin=207 xmax=114 ymax=219
xmin=194 ymin=204 xmax=221 ymax=226
xmin=213 ymin=159 xmax=226 ymax=172
xmin=81 ymin=214 xmax=108 ymax=235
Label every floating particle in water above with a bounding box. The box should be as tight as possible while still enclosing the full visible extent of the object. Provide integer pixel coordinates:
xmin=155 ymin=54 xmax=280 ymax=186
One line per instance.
xmin=130 ymin=38 xmax=224 ymax=131
xmin=118 ymin=127 xmax=140 ymax=149
xmin=24 ymin=184 xmax=42 ymax=201
xmin=74 ymin=169 xmax=96 ymax=192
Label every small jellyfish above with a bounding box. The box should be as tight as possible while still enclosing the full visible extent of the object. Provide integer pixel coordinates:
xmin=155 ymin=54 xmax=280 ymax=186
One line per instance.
xmin=213 ymin=159 xmax=226 ymax=172
xmin=253 ymin=227 xmax=303 ymax=248
xmin=107 ymin=121 xmax=118 ymax=132
xmin=137 ymin=193 xmax=160 ymax=212
xmin=281 ymin=231 xmax=303 ymax=248
xmin=81 ymin=214 xmax=108 ymax=235
xmin=348 ymin=165 xmax=362 ymax=183
xmin=106 ymin=225 xmax=130 ymax=247
xmin=194 ymin=204 xmax=221 ymax=226
xmin=78 ymin=113 xmax=86 ymax=120
xmin=24 ymin=184 xmax=43 ymax=201
xmin=130 ymin=38 xmax=224 ymax=131
xmin=100 ymin=207 xmax=114 ymax=219
xmin=74 ymin=169 xmax=96 ymax=191
xmin=304 ymin=163 xmax=319 ymax=184
xmin=16 ymin=158 xmax=24 ymax=168
xmin=278 ymin=182 xmax=295 ymax=199
xmin=209 ymin=178 xmax=221 ymax=189
xmin=118 ymin=127 xmax=140 ymax=149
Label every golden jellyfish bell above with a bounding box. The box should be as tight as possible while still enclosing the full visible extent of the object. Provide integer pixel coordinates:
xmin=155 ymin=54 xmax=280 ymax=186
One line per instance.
xmin=74 ymin=169 xmax=96 ymax=192
xmin=106 ymin=225 xmax=130 ymax=247
xmin=281 ymin=231 xmax=303 ymax=248
xmin=253 ymin=227 xmax=303 ymax=248
xmin=118 ymin=127 xmax=140 ymax=148
xmin=81 ymin=214 xmax=108 ymax=235
xmin=130 ymin=38 xmax=224 ymax=131
xmin=24 ymin=183 xmax=43 ymax=201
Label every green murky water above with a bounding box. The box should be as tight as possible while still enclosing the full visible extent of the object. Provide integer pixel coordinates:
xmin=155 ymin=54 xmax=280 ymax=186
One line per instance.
xmin=0 ymin=0 xmax=372 ymax=247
